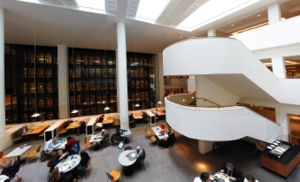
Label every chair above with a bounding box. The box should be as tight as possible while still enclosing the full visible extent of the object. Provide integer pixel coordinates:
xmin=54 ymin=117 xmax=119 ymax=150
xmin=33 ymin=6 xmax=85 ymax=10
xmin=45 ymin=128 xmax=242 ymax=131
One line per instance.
xmin=149 ymin=136 xmax=157 ymax=145
xmin=144 ymin=128 xmax=152 ymax=138
xmin=84 ymin=137 xmax=92 ymax=149
xmin=26 ymin=145 xmax=42 ymax=161
xmin=106 ymin=169 xmax=121 ymax=182
xmin=0 ymin=152 xmax=9 ymax=163
xmin=123 ymin=146 xmax=132 ymax=151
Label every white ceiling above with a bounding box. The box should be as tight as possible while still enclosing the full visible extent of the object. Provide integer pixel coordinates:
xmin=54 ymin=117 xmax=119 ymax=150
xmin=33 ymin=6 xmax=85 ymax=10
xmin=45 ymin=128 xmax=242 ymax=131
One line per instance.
xmin=0 ymin=0 xmax=299 ymax=53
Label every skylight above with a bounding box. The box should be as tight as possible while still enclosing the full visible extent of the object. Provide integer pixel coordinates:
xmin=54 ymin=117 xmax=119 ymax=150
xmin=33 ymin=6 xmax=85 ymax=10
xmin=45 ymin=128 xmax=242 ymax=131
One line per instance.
xmin=17 ymin=0 xmax=40 ymax=4
xmin=136 ymin=0 xmax=171 ymax=23
xmin=76 ymin=0 xmax=105 ymax=14
xmin=177 ymin=0 xmax=262 ymax=31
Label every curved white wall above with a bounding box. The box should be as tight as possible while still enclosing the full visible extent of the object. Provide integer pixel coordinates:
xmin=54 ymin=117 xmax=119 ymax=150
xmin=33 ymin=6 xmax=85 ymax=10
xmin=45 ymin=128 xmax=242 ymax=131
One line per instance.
xmin=163 ymin=37 xmax=300 ymax=106
xmin=165 ymin=97 xmax=281 ymax=143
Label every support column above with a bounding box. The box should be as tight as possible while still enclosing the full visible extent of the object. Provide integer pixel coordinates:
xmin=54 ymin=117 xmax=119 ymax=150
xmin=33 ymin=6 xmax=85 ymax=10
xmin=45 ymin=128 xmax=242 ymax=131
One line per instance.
xmin=0 ymin=7 xmax=4 ymax=135
xmin=198 ymin=140 xmax=213 ymax=154
xmin=207 ymin=29 xmax=216 ymax=37
xmin=116 ymin=22 xmax=129 ymax=129
xmin=268 ymin=3 xmax=281 ymax=24
xmin=275 ymin=108 xmax=289 ymax=141
xmin=271 ymin=56 xmax=286 ymax=79
xmin=155 ymin=53 xmax=164 ymax=105
xmin=57 ymin=45 xmax=69 ymax=118
xmin=187 ymin=76 xmax=195 ymax=92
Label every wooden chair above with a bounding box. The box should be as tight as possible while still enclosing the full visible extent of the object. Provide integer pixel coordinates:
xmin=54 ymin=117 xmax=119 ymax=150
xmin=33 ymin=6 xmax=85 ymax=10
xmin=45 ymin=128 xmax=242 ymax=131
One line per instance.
xmin=149 ymin=136 xmax=157 ymax=146
xmin=84 ymin=137 xmax=92 ymax=148
xmin=26 ymin=145 xmax=42 ymax=161
xmin=123 ymin=146 xmax=132 ymax=151
xmin=106 ymin=169 xmax=121 ymax=182
xmin=144 ymin=128 xmax=152 ymax=138
xmin=0 ymin=152 xmax=9 ymax=163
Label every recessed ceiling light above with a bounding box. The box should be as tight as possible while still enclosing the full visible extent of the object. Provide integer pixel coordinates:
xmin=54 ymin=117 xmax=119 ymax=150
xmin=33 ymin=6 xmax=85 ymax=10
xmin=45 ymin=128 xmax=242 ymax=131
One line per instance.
xmin=257 ymin=14 xmax=261 ymax=17
xmin=76 ymin=0 xmax=106 ymax=14
xmin=17 ymin=0 xmax=39 ymax=4
xmin=231 ymin=24 xmax=234 ymax=27
xmin=136 ymin=0 xmax=171 ymax=23
xmin=281 ymin=17 xmax=286 ymax=20
xmin=177 ymin=0 xmax=263 ymax=31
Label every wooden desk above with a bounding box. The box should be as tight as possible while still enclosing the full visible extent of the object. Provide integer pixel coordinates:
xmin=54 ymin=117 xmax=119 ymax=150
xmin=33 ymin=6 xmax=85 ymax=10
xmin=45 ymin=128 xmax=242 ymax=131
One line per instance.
xmin=102 ymin=117 xmax=114 ymax=125
xmin=157 ymin=111 xmax=166 ymax=116
xmin=66 ymin=121 xmax=81 ymax=130
xmin=22 ymin=124 xmax=49 ymax=136
xmin=261 ymin=145 xmax=300 ymax=178
xmin=133 ymin=112 xmax=143 ymax=119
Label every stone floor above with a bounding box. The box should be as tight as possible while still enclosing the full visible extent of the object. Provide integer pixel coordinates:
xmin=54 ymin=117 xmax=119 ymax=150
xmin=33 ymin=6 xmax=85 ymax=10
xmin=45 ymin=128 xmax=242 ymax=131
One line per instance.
xmin=2 ymin=121 xmax=300 ymax=182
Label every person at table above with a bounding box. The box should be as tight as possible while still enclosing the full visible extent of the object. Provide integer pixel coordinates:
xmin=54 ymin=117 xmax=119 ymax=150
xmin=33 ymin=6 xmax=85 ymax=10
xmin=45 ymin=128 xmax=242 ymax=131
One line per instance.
xmin=1 ymin=160 xmax=20 ymax=180
xmin=244 ymin=175 xmax=258 ymax=182
xmin=111 ymin=127 xmax=124 ymax=144
xmin=220 ymin=162 xmax=244 ymax=182
xmin=65 ymin=137 xmax=76 ymax=153
xmin=44 ymin=136 xmax=58 ymax=155
xmin=77 ymin=150 xmax=91 ymax=172
xmin=134 ymin=146 xmax=145 ymax=166
xmin=49 ymin=149 xmax=68 ymax=172
xmin=153 ymin=109 xmax=158 ymax=116
xmin=194 ymin=172 xmax=210 ymax=182
xmin=49 ymin=167 xmax=77 ymax=182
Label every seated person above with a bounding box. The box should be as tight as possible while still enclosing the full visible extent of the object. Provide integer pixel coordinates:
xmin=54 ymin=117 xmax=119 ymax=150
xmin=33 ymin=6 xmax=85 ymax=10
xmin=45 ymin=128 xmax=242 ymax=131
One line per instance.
xmin=44 ymin=136 xmax=58 ymax=155
xmin=134 ymin=146 xmax=145 ymax=165
xmin=194 ymin=172 xmax=210 ymax=182
xmin=77 ymin=151 xmax=91 ymax=172
xmin=1 ymin=160 xmax=20 ymax=179
xmin=244 ymin=175 xmax=258 ymax=182
xmin=98 ymin=115 xmax=104 ymax=123
xmin=70 ymin=140 xmax=80 ymax=155
xmin=153 ymin=109 xmax=158 ymax=116
xmin=49 ymin=149 xmax=68 ymax=172
xmin=49 ymin=167 xmax=77 ymax=182
xmin=221 ymin=162 xmax=244 ymax=182
xmin=65 ymin=137 xmax=76 ymax=153
xmin=111 ymin=127 xmax=124 ymax=144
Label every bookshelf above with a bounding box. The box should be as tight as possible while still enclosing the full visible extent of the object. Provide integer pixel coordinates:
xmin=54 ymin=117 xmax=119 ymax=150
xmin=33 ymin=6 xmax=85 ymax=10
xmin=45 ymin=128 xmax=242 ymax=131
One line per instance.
xmin=127 ymin=52 xmax=156 ymax=110
xmin=68 ymin=48 xmax=117 ymax=116
xmin=5 ymin=44 xmax=58 ymax=124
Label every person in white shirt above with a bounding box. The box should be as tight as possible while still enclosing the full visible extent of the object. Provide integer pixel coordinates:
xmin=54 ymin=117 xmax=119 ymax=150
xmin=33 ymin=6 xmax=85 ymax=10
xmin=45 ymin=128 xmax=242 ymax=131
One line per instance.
xmin=194 ymin=172 xmax=210 ymax=182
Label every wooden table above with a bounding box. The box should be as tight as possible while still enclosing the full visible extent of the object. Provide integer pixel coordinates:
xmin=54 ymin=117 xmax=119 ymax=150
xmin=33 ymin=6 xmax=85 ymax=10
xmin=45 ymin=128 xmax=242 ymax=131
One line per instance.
xmin=151 ymin=126 xmax=168 ymax=140
xmin=133 ymin=112 xmax=143 ymax=120
xmin=157 ymin=111 xmax=166 ymax=116
xmin=102 ymin=117 xmax=114 ymax=125
xmin=22 ymin=124 xmax=49 ymax=136
xmin=66 ymin=121 xmax=81 ymax=130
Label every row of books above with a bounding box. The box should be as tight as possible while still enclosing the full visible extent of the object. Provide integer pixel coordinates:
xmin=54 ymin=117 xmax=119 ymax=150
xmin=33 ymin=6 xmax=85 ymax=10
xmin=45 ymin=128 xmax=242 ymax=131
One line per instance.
xmin=70 ymin=95 xmax=116 ymax=105
xmin=69 ymin=68 xmax=116 ymax=78
xmin=69 ymin=82 xmax=116 ymax=91
xmin=23 ymin=83 xmax=56 ymax=94
xmin=24 ymin=53 xmax=55 ymax=64
xmin=23 ymin=97 xmax=55 ymax=108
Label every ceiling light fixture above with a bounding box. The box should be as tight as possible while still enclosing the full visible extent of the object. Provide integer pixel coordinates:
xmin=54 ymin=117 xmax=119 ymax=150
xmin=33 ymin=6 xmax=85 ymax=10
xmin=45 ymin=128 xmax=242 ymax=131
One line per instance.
xmin=257 ymin=14 xmax=261 ymax=17
xmin=17 ymin=0 xmax=39 ymax=4
xmin=177 ymin=0 xmax=263 ymax=31
xmin=136 ymin=0 xmax=171 ymax=23
xmin=76 ymin=0 xmax=106 ymax=14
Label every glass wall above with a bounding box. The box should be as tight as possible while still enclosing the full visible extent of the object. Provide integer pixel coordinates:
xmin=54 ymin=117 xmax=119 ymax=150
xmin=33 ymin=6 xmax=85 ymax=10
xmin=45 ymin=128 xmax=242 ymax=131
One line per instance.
xmin=5 ymin=44 xmax=58 ymax=124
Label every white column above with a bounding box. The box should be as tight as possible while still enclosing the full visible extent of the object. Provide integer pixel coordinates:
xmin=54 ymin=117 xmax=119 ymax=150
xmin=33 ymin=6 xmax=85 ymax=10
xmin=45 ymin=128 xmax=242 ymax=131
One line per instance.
xmin=268 ymin=3 xmax=281 ymax=24
xmin=57 ymin=45 xmax=69 ymax=118
xmin=116 ymin=22 xmax=129 ymax=129
xmin=207 ymin=29 xmax=216 ymax=37
xmin=187 ymin=76 xmax=195 ymax=92
xmin=272 ymin=56 xmax=286 ymax=79
xmin=198 ymin=140 xmax=213 ymax=154
xmin=155 ymin=53 xmax=164 ymax=104
xmin=275 ymin=107 xmax=289 ymax=141
xmin=0 ymin=7 xmax=6 ymax=150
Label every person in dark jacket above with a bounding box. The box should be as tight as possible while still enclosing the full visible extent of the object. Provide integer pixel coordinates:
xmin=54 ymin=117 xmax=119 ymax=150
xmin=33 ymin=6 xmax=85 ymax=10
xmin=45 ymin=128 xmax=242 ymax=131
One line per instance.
xmin=49 ymin=150 xmax=68 ymax=172
xmin=220 ymin=162 xmax=244 ymax=182
xmin=134 ymin=146 xmax=145 ymax=165
xmin=1 ymin=160 xmax=20 ymax=179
